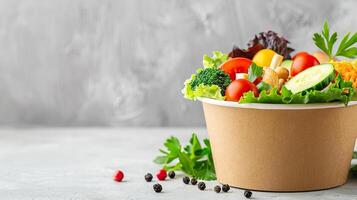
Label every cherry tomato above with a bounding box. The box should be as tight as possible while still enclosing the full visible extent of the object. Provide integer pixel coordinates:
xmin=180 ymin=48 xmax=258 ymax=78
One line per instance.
xmin=225 ymin=79 xmax=259 ymax=102
xmin=113 ymin=170 xmax=124 ymax=182
xmin=156 ymin=169 xmax=167 ymax=181
xmin=291 ymin=53 xmax=320 ymax=76
xmin=220 ymin=57 xmax=252 ymax=80
xmin=291 ymin=51 xmax=309 ymax=60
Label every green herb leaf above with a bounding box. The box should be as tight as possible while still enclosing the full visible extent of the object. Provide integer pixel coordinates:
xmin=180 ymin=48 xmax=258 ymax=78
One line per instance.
xmin=337 ymin=47 xmax=357 ymax=59
xmin=178 ymin=152 xmax=196 ymax=176
xmin=189 ymin=133 xmax=202 ymax=158
xmin=154 ymin=133 xmax=216 ymax=180
xmin=313 ymin=33 xmax=328 ymax=55
xmin=313 ymin=20 xmax=357 ymax=59
xmin=327 ymin=32 xmax=338 ymax=56
xmin=159 ymin=149 xmax=168 ymax=155
xmin=248 ymin=63 xmax=263 ymax=83
xmin=164 ymin=136 xmax=181 ymax=157
xmin=153 ymin=156 xmax=167 ymax=164
xmin=322 ymin=21 xmax=330 ymax=40
xmin=336 ymin=32 xmax=357 ymax=57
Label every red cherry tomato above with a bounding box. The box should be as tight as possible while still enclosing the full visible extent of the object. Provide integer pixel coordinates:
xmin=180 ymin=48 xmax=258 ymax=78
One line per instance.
xmin=291 ymin=53 xmax=320 ymax=76
xmin=156 ymin=169 xmax=167 ymax=181
xmin=113 ymin=170 xmax=124 ymax=182
xmin=225 ymin=79 xmax=259 ymax=102
xmin=220 ymin=57 xmax=252 ymax=80
xmin=291 ymin=51 xmax=309 ymax=60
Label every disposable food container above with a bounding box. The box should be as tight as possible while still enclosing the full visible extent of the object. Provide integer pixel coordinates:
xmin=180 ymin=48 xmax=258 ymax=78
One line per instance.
xmin=200 ymin=98 xmax=357 ymax=191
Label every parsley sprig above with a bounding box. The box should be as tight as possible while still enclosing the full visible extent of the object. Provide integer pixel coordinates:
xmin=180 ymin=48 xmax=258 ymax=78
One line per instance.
xmin=313 ymin=21 xmax=357 ymax=59
xmin=248 ymin=62 xmax=263 ymax=83
xmin=154 ymin=133 xmax=216 ymax=180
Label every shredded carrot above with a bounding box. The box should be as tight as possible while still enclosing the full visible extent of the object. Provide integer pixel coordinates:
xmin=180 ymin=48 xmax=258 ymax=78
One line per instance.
xmin=331 ymin=60 xmax=357 ymax=88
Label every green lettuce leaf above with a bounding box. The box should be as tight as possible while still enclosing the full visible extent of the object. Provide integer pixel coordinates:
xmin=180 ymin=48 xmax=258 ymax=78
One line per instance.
xmin=352 ymin=89 xmax=357 ymax=101
xmin=182 ymin=74 xmax=197 ymax=100
xmin=239 ymin=88 xmax=285 ymax=104
xmin=203 ymin=51 xmax=228 ymax=69
xmin=190 ymin=84 xmax=224 ymax=101
xmin=239 ymin=75 xmax=354 ymax=104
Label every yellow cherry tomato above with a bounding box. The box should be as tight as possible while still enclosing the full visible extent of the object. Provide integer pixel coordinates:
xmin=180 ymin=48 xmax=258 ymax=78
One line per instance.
xmin=252 ymin=49 xmax=276 ymax=67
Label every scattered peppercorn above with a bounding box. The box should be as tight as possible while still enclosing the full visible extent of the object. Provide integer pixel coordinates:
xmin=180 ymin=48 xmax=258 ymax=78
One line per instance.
xmin=190 ymin=178 xmax=197 ymax=185
xmin=145 ymin=173 xmax=153 ymax=182
xmin=244 ymin=190 xmax=252 ymax=198
xmin=168 ymin=171 xmax=175 ymax=179
xmin=222 ymin=184 xmax=230 ymax=192
xmin=198 ymin=182 xmax=206 ymax=190
xmin=153 ymin=183 xmax=162 ymax=193
xmin=183 ymin=176 xmax=190 ymax=184
xmin=214 ymin=185 xmax=221 ymax=193
xmin=113 ymin=170 xmax=124 ymax=182
xmin=156 ymin=169 xmax=167 ymax=181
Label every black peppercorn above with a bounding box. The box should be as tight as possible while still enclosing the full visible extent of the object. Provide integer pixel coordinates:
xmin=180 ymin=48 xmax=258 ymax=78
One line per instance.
xmin=153 ymin=183 xmax=162 ymax=193
xmin=144 ymin=173 xmax=153 ymax=182
xmin=198 ymin=182 xmax=206 ymax=190
xmin=190 ymin=178 xmax=197 ymax=185
xmin=168 ymin=171 xmax=175 ymax=179
xmin=183 ymin=176 xmax=190 ymax=184
xmin=244 ymin=190 xmax=252 ymax=198
xmin=222 ymin=184 xmax=230 ymax=192
xmin=214 ymin=185 xmax=221 ymax=193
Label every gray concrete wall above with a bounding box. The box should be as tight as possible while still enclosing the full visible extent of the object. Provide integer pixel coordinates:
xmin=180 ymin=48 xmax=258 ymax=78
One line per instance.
xmin=0 ymin=0 xmax=355 ymax=126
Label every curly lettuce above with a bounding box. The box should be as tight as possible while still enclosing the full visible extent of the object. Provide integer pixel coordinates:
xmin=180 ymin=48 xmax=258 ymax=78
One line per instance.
xmin=203 ymin=51 xmax=228 ymax=69
xmin=240 ymin=75 xmax=354 ymax=105
xmin=183 ymin=82 xmax=225 ymax=101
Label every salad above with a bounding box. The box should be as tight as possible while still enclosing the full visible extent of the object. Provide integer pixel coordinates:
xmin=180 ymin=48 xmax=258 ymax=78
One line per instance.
xmin=182 ymin=21 xmax=357 ymax=104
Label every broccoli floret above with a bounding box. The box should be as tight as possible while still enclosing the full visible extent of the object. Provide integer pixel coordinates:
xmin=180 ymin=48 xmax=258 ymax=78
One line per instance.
xmin=190 ymin=68 xmax=231 ymax=96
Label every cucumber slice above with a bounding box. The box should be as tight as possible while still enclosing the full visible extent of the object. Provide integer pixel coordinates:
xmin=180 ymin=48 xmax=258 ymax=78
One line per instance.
xmin=285 ymin=64 xmax=335 ymax=94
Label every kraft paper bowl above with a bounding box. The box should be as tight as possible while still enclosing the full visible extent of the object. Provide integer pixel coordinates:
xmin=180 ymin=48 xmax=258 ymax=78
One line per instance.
xmin=200 ymin=98 xmax=357 ymax=192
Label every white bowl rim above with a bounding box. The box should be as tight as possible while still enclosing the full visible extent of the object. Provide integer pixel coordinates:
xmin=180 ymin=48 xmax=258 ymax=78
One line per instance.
xmin=198 ymin=97 xmax=357 ymax=110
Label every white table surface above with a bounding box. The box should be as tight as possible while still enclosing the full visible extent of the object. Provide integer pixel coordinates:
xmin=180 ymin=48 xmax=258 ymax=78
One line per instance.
xmin=0 ymin=128 xmax=356 ymax=200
